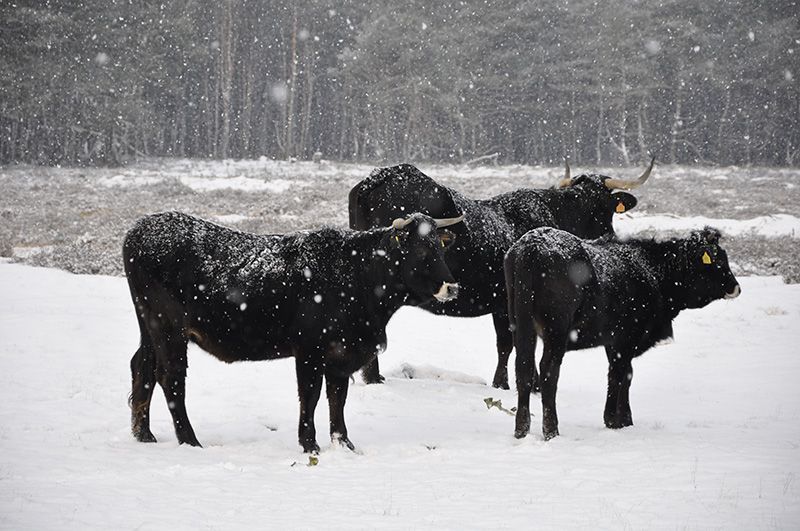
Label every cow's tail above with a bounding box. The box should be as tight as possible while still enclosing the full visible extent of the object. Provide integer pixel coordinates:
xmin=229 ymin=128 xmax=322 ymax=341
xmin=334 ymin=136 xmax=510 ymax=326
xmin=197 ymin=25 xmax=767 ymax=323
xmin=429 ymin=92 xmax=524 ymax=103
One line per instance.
xmin=504 ymin=248 xmax=518 ymax=335
xmin=505 ymin=243 xmax=542 ymax=401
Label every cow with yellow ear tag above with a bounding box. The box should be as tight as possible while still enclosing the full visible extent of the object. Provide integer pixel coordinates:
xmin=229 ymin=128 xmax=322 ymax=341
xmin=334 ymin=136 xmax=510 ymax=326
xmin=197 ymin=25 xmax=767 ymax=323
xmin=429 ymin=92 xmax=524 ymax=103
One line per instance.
xmin=505 ymin=225 xmax=740 ymax=441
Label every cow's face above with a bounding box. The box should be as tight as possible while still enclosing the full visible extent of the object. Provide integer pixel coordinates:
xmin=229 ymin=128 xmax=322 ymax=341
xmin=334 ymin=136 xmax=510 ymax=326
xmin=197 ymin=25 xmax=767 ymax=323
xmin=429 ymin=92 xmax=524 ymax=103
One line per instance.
xmin=558 ymin=175 xmax=639 ymax=239
xmin=390 ymin=214 xmax=459 ymax=305
xmin=681 ymin=227 xmax=741 ymax=308
xmin=554 ymin=158 xmax=653 ymax=239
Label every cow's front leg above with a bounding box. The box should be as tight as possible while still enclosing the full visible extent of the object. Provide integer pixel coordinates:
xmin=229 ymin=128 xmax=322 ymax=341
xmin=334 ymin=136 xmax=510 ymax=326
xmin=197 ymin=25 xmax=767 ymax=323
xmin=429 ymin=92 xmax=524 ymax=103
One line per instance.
xmin=295 ymin=354 xmax=323 ymax=453
xmin=604 ymin=348 xmax=634 ymax=429
xmin=326 ymin=370 xmax=355 ymax=451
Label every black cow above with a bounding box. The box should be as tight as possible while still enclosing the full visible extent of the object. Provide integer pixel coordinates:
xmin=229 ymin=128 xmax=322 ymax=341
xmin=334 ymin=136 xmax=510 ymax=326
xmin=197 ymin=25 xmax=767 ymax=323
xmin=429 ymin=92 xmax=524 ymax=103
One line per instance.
xmin=349 ymin=159 xmax=654 ymax=389
xmin=124 ymin=211 xmax=462 ymax=453
xmin=505 ymin=226 xmax=741 ymax=440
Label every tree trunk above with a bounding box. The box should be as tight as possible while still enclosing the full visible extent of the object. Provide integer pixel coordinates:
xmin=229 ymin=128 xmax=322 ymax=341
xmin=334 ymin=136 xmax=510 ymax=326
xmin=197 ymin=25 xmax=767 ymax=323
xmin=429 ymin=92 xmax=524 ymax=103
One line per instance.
xmin=219 ymin=0 xmax=234 ymax=159
xmin=285 ymin=8 xmax=298 ymax=159
xmin=637 ymin=97 xmax=648 ymax=159
xmin=596 ymin=96 xmax=604 ymax=165
xmin=299 ymin=35 xmax=315 ymax=159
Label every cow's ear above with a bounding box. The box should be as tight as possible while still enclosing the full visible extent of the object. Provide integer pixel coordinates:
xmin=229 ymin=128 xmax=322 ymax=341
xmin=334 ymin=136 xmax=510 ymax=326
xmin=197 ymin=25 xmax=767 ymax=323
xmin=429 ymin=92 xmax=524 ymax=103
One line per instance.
xmin=438 ymin=230 xmax=456 ymax=249
xmin=699 ymin=247 xmax=715 ymax=266
xmin=701 ymin=226 xmax=721 ymax=245
xmin=610 ymin=192 xmax=637 ymax=214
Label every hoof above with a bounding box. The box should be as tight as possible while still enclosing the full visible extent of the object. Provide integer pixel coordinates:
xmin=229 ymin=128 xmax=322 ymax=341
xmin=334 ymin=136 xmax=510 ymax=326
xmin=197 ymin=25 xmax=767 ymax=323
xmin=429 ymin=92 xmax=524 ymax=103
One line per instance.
xmin=363 ymin=374 xmax=385 ymax=385
xmin=514 ymin=414 xmax=530 ymax=439
xmin=302 ymin=440 xmax=321 ymax=454
xmin=178 ymin=437 xmax=203 ymax=448
xmin=543 ymin=428 xmax=559 ymax=441
xmin=333 ymin=436 xmax=356 ymax=451
xmin=491 ymin=366 xmax=509 ymax=389
xmin=491 ymin=379 xmax=510 ymax=390
xmin=133 ymin=430 xmax=157 ymax=443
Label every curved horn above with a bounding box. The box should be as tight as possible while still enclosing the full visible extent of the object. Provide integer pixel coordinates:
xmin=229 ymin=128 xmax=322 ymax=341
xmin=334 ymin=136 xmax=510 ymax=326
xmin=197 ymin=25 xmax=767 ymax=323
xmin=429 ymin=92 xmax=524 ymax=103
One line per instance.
xmin=391 ymin=217 xmax=414 ymax=229
xmin=604 ymin=156 xmax=656 ymax=190
xmin=557 ymin=156 xmax=572 ymax=188
xmin=432 ymin=214 xmax=464 ymax=228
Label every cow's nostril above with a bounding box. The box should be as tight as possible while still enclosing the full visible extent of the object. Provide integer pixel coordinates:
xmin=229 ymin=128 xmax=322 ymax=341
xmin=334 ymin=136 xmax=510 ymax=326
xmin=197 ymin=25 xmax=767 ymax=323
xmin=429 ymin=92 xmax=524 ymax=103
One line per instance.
xmin=447 ymin=284 xmax=459 ymax=298
xmin=725 ymin=284 xmax=741 ymax=299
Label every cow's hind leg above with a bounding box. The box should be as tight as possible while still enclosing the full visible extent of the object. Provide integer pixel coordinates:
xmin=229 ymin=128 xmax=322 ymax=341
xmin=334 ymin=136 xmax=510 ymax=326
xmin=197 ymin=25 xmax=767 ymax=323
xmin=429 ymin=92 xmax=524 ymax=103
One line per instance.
xmin=509 ymin=279 xmax=538 ymax=438
xmin=130 ymin=335 xmax=157 ymax=443
xmin=493 ymin=311 xmax=540 ymax=392
xmin=360 ymin=357 xmax=384 ymax=385
xmin=604 ymin=348 xmax=634 ymax=429
xmin=150 ymin=320 xmax=201 ymax=447
xmin=491 ymin=311 xmax=513 ymax=390
xmin=513 ymin=318 xmax=537 ymax=439
xmin=539 ymin=328 xmax=568 ymax=440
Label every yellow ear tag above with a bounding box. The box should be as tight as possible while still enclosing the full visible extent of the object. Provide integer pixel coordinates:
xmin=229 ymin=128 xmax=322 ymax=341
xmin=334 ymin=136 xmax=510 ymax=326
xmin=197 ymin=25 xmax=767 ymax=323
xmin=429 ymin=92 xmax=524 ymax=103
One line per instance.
xmin=394 ymin=235 xmax=400 ymax=244
xmin=702 ymin=251 xmax=712 ymax=265
xmin=615 ymin=202 xmax=626 ymax=213
xmin=441 ymin=239 xmax=446 ymax=248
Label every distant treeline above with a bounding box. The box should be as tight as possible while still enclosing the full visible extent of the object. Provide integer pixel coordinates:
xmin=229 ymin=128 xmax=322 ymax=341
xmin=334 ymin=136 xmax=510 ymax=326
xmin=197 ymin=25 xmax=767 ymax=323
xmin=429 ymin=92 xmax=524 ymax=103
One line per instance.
xmin=1 ymin=0 xmax=798 ymax=166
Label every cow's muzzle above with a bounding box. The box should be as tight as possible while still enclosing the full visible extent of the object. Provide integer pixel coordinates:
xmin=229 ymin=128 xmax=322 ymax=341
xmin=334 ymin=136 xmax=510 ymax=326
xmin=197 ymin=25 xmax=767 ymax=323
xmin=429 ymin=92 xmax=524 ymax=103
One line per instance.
xmin=724 ymin=284 xmax=741 ymax=299
xmin=725 ymin=284 xmax=742 ymax=299
xmin=434 ymin=282 xmax=459 ymax=302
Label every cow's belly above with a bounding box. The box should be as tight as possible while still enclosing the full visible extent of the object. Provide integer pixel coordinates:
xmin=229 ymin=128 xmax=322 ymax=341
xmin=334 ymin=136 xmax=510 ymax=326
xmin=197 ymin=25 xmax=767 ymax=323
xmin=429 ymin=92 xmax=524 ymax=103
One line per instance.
xmin=186 ymin=321 xmax=293 ymax=363
xmin=184 ymin=302 xmax=295 ymax=362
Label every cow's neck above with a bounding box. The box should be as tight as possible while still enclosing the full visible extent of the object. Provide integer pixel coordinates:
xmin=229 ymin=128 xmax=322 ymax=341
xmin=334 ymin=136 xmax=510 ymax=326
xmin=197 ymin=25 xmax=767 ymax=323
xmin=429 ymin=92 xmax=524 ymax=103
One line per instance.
xmin=347 ymin=229 xmax=409 ymax=325
xmin=540 ymin=189 xmax=591 ymax=232
xmin=645 ymin=240 xmax=693 ymax=318
xmin=494 ymin=189 xmax=549 ymax=233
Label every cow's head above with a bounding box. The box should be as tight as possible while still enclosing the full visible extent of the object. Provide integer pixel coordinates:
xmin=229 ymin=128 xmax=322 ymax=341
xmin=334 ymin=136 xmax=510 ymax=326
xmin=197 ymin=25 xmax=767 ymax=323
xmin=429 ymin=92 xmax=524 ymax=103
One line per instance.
xmin=349 ymin=164 xmax=461 ymax=231
xmin=387 ymin=213 xmax=462 ymax=305
xmin=678 ymin=227 xmax=741 ymax=308
xmin=553 ymin=157 xmax=655 ymax=239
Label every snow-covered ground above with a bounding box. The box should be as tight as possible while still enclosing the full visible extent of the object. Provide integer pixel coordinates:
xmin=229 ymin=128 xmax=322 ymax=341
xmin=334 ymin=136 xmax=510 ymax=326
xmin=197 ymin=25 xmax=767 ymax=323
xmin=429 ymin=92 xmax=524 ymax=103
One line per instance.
xmin=615 ymin=213 xmax=800 ymax=239
xmin=3 ymin=159 xmax=800 ymax=280
xmin=1 ymin=263 xmax=798 ymax=528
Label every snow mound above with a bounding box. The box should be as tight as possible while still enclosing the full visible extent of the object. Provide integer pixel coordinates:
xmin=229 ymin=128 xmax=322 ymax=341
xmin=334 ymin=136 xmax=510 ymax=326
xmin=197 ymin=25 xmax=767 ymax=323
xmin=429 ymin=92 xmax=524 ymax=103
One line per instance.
xmin=389 ymin=362 xmax=487 ymax=385
xmin=213 ymin=214 xmax=250 ymax=224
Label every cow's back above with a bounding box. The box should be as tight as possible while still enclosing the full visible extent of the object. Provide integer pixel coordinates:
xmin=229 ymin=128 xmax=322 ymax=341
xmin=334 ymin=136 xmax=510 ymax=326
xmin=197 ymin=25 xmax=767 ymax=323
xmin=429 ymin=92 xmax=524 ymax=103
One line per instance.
xmin=124 ymin=212 xmax=280 ymax=287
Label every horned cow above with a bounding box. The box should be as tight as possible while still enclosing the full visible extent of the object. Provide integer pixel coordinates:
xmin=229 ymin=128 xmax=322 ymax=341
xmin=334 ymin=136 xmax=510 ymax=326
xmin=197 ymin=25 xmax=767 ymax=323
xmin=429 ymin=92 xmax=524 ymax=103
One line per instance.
xmin=349 ymin=159 xmax=654 ymax=389
xmin=124 ymin=211 xmax=461 ymax=453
